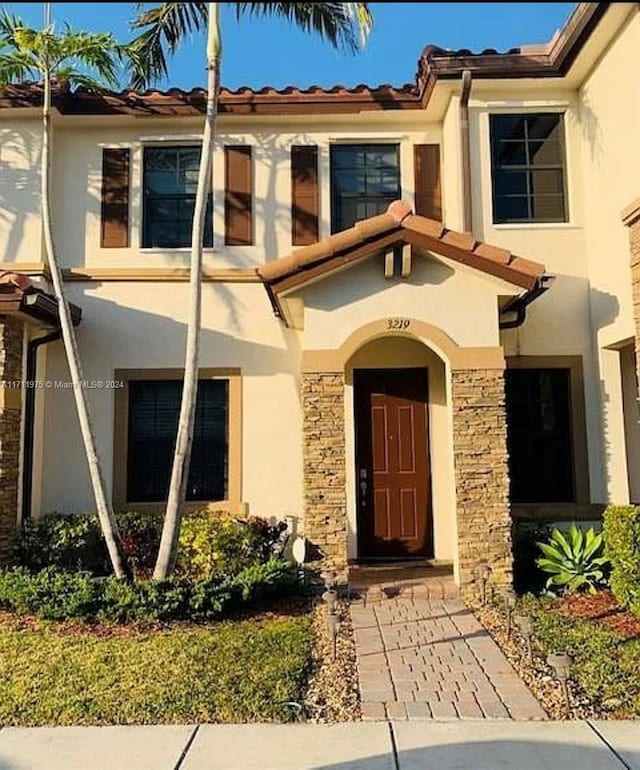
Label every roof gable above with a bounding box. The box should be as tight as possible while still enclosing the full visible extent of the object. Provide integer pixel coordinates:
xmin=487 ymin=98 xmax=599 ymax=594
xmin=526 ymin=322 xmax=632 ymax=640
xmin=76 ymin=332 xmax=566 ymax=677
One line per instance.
xmin=258 ymin=201 xmax=547 ymax=324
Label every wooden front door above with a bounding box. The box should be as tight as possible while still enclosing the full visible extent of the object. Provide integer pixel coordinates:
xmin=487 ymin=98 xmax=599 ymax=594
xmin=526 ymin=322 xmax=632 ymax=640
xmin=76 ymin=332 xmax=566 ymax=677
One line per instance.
xmin=354 ymin=368 xmax=431 ymax=559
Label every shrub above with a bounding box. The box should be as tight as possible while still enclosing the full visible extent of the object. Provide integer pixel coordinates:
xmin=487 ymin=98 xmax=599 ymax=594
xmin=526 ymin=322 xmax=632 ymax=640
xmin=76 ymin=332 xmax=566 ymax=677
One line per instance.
xmin=12 ymin=514 xmax=111 ymax=575
xmin=99 ymin=575 xmax=191 ymax=623
xmin=604 ymin=505 xmax=640 ymax=615
xmin=536 ymin=524 xmax=609 ymax=594
xmin=0 ymin=560 xmax=297 ymax=623
xmin=520 ymin=595 xmax=640 ymax=715
xmin=116 ymin=511 xmax=163 ymax=579
xmin=0 ymin=567 xmax=100 ymax=620
xmin=12 ymin=511 xmax=288 ymax=582
xmin=177 ymin=512 xmax=287 ymax=580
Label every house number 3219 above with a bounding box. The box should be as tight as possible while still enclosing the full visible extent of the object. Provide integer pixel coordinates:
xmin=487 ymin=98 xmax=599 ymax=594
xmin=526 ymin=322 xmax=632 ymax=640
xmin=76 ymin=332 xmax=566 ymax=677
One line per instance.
xmin=387 ymin=318 xmax=411 ymax=330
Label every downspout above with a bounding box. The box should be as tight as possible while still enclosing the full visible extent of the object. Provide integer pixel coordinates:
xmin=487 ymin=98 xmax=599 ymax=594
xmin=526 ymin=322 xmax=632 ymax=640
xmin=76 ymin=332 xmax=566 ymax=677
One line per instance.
xmin=21 ymin=329 xmax=61 ymax=520
xmin=460 ymin=70 xmax=473 ymax=233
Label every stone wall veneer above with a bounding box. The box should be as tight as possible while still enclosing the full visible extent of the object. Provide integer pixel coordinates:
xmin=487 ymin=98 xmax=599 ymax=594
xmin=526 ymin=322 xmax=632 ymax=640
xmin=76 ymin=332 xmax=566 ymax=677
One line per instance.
xmin=0 ymin=316 xmax=23 ymax=561
xmin=302 ymin=372 xmax=348 ymax=576
xmin=452 ymin=368 xmax=513 ymax=593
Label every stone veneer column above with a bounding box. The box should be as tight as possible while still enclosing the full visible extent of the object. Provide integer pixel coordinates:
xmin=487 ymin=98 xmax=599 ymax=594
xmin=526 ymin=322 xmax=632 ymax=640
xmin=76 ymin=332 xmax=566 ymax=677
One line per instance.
xmin=0 ymin=316 xmax=23 ymax=561
xmin=622 ymin=200 xmax=640 ymax=385
xmin=302 ymin=372 xmax=348 ymax=577
xmin=452 ymin=368 xmax=512 ymax=594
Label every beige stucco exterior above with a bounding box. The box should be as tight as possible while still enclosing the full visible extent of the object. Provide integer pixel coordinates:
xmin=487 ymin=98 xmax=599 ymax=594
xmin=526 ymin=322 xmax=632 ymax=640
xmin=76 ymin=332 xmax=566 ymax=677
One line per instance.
xmin=1 ymin=2 xmax=639 ymax=588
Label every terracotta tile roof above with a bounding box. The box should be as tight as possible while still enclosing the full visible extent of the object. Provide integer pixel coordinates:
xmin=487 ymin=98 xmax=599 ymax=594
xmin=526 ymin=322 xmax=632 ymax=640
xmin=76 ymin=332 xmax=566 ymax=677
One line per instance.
xmin=0 ymin=81 xmax=422 ymax=116
xmin=258 ymin=201 xmax=546 ymax=302
xmin=0 ymin=4 xmax=608 ymax=117
xmin=0 ymin=270 xmax=82 ymax=326
xmin=0 ymin=270 xmax=34 ymax=293
xmin=417 ymin=2 xmax=608 ymax=82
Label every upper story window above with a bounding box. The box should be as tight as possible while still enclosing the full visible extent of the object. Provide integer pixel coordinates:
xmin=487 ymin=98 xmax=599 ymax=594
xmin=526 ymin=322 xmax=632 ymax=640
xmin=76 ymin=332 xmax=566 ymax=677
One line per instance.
xmin=490 ymin=113 xmax=567 ymax=224
xmin=330 ymin=144 xmax=400 ymax=233
xmin=142 ymin=146 xmax=213 ymax=248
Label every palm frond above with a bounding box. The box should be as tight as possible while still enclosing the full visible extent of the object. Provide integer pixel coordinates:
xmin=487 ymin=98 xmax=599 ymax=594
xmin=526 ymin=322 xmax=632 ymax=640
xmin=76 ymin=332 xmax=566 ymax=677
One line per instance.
xmin=55 ymin=30 xmax=121 ymax=88
xmin=128 ymin=3 xmax=208 ymax=89
xmin=235 ymin=2 xmax=373 ymax=53
xmin=0 ymin=50 xmax=37 ymax=86
xmin=0 ymin=10 xmax=24 ymax=42
xmin=0 ymin=13 xmax=123 ymax=91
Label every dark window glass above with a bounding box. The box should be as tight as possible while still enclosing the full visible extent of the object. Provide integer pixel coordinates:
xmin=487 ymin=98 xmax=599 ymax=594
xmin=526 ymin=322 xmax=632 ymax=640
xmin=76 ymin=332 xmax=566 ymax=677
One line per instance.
xmin=127 ymin=380 xmax=228 ymax=502
xmin=490 ymin=114 xmax=567 ymax=224
xmin=330 ymin=144 xmax=400 ymax=232
xmin=505 ymin=369 xmax=574 ymax=503
xmin=143 ymin=147 xmax=213 ymax=248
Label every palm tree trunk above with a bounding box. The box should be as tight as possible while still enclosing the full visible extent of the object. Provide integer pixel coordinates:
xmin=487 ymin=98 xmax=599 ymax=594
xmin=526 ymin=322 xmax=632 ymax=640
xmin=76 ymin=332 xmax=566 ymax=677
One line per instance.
xmin=41 ymin=70 xmax=130 ymax=580
xmin=153 ymin=2 xmax=221 ymax=580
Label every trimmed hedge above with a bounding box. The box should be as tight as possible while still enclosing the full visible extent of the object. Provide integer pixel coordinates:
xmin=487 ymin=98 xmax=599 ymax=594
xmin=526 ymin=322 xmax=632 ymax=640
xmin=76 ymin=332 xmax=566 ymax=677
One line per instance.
xmin=12 ymin=511 xmax=287 ymax=581
xmin=0 ymin=559 xmax=297 ymax=623
xmin=603 ymin=505 xmax=640 ymax=616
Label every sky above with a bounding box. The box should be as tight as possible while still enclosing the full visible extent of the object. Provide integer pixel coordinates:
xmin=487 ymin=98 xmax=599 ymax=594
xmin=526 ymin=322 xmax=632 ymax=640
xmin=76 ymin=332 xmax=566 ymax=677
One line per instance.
xmin=4 ymin=2 xmax=577 ymax=91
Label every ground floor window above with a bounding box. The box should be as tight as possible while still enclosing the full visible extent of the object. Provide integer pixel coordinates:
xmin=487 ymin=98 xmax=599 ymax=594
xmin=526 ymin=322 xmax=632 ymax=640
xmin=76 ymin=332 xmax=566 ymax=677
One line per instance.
xmin=113 ymin=369 xmax=241 ymax=507
xmin=505 ymin=367 xmax=574 ymax=503
xmin=127 ymin=380 xmax=228 ymax=503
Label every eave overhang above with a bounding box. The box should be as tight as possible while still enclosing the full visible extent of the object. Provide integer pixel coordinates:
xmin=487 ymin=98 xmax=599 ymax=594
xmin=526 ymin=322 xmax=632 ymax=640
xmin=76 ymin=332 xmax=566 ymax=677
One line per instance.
xmin=0 ymin=272 xmax=81 ymax=327
xmin=258 ymin=201 xmax=550 ymax=328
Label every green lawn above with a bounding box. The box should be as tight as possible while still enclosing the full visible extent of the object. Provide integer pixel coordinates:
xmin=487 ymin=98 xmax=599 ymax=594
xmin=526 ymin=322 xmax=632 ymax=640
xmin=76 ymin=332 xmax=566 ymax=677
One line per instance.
xmin=0 ymin=613 xmax=312 ymax=725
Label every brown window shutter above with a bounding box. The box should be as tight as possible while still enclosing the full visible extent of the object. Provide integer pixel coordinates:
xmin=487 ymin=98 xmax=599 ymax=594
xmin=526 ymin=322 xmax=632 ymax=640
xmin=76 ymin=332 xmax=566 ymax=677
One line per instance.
xmin=100 ymin=148 xmax=130 ymax=248
xmin=225 ymin=145 xmax=253 ymax=245
xmin=291 ymin=145 xmax=319 ymax=245
xmin=414 ymin=144 xmax=442 ymax=220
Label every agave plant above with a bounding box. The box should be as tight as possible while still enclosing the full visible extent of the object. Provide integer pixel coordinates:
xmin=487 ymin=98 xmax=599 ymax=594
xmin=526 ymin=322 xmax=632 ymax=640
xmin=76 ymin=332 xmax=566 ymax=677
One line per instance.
xmin=536 ymin=524 xmax=609 ymax=594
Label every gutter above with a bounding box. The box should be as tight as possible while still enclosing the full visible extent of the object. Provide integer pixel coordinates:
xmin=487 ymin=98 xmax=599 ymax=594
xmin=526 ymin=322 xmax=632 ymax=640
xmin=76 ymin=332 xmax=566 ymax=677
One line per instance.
xmin=21 ymin=330 xmax=61 ymax=520
xmin=460 ymin=70 xmax=473 ymax=233
xmin=499 ymin=275 xmax=554 ymax=330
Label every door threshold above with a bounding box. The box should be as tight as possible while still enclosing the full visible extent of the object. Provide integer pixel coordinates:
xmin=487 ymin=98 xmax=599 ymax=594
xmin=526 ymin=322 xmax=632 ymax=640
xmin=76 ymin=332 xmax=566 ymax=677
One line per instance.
xmin=350 ymin=558 xmax=451 ymax=570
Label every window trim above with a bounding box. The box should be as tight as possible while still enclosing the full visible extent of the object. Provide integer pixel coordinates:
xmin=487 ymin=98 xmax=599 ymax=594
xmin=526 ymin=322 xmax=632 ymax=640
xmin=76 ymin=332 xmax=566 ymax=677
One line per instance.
xmin=505 ymin=356 xmax=589 ymax=504
xmin=113 ymin=368 xmax=242 ymax=513
xmin=329 ymin=143 xmax=401 ymax=233
xmin=489 ymin=112 xmax=569 ymax=226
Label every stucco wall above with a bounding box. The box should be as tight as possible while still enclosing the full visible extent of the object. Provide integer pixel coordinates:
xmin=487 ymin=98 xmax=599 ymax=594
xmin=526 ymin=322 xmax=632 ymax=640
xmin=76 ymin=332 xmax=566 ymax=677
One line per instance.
xmin=36 ymin=281 xmax=304 ymax=522
xmin=46 ymin=116 xmax=439 ymax=270
xmin=577 ymin=9 xmax=640 ymax=504
xmin=302 ymin=255 xmax=513 ymax=352
xmin=0 ymin=117 xmax=42 ymax=264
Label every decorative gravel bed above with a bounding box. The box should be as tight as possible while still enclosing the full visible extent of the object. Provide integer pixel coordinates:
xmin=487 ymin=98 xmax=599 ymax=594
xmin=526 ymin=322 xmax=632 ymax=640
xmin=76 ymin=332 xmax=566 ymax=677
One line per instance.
xmin=474 ymin=594 xmax=640 ymax=720
xmin=303 ymin=599 xmax=359 ymax=722
xmin=474 ymin=602 xmax=590 ymax=720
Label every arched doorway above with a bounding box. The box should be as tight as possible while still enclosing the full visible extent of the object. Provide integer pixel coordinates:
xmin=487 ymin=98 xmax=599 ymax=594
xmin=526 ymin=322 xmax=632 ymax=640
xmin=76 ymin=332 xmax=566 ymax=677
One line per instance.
xmin=344 ymin=336 xmax=456 ymax=564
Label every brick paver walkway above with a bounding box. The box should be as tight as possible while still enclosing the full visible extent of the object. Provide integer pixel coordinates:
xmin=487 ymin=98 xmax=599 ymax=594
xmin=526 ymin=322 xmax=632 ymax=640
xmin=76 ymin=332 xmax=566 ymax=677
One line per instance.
xmin=351 ymin=594 xmax=546 ymax=721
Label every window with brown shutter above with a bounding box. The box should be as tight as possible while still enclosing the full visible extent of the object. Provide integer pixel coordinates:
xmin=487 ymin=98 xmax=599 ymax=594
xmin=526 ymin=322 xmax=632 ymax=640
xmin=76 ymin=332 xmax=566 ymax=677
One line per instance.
xmin=101 ymin=148 xmax=130 ymax=248
xmin=413 ymin=144 xmax=442 ymax=221
xmin=224 ymin=146 xmax=253 ymax=245
xmin=291 ymin=145 xmax=319 ymax=245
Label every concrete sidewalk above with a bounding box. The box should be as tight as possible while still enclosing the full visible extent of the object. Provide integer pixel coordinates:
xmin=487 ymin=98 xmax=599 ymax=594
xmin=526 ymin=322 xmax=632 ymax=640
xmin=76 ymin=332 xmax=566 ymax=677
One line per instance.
xmin=0 ymin=721 xmax=637 ymax=770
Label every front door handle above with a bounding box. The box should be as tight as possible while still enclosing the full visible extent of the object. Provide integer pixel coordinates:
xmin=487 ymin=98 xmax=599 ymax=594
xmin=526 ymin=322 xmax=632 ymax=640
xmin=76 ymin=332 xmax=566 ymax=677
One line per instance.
xmin=359 ymin=469 xmax=368 ymax=507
